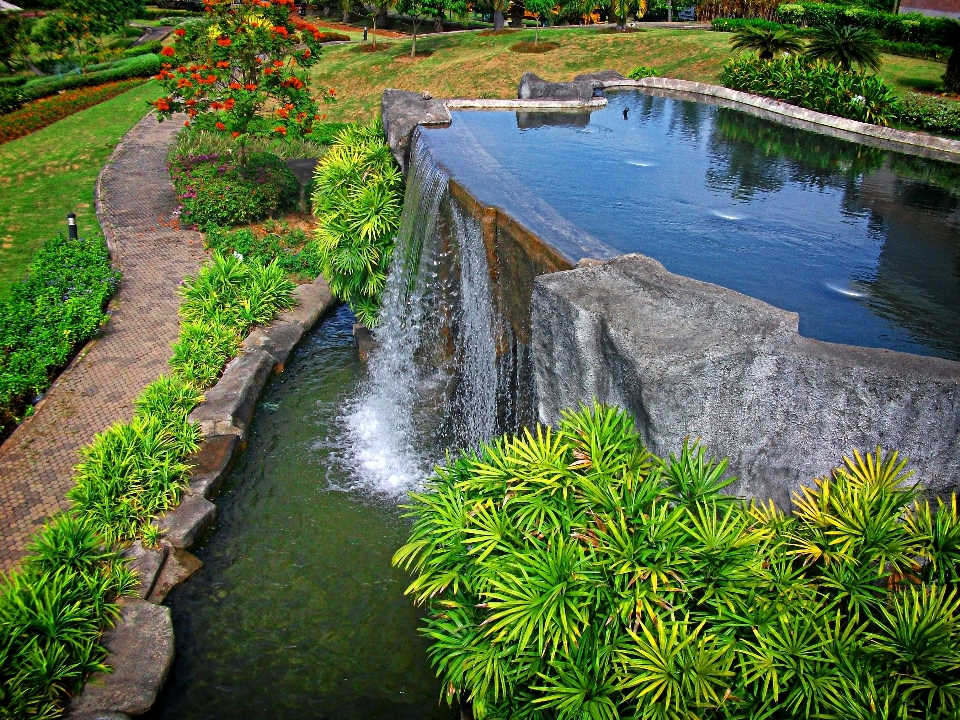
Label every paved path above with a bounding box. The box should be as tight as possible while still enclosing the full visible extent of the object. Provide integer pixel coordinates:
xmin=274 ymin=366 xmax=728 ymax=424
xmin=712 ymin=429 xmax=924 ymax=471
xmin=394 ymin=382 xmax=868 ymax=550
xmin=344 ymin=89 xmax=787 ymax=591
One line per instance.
xmin=132 ymin=25 xmax=173 ymax=46
xmin=0 ymin=114 xmax=206 ymax=572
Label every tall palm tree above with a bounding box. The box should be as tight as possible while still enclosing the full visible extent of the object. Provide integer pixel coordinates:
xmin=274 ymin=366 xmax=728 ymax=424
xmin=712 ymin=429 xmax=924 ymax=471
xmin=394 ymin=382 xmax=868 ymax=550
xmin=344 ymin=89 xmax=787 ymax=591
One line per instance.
xmin=943 ymin=19 xmax=960 ymax=94
xmin=807 ymin=24 xmax=882 ymax=73
xmin=730 ymin=25 xmax=804 ymax=60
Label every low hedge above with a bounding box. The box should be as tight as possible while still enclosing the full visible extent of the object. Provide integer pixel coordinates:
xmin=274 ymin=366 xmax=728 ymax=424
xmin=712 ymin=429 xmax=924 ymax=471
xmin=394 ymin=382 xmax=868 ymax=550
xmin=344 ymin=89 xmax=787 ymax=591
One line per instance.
xmin=169 ymin=151 xmax=300 ymax=230
xmin=897 ymin=93 xmax=960 ymax=135
xmin=775 ymin=2 xmax=957 ymax=46
xmin=0 ymin=234 xmax=119 ymax=436
xmin=0 ymin=76 xmax=27 ymax=88
xmin=721 ymin=54 xmax=898 ymax=125
xmin=0 ymin=86 xmax=24 ymax=115
xmin=0 ymin=252 xmax=295 ymax=718
xmin=21 ymin=54 xmax=161 ymax=102
xmin=204 ymin=222 xmax=324 ymax=280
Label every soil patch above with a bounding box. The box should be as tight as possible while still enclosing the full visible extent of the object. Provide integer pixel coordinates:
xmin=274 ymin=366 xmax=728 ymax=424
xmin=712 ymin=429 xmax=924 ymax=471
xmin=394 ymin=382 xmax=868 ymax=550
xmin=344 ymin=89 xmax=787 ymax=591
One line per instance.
xmin=353 ymin=42 xmax=395 ymax=52
xmin=509 ymin=41 xmax=560 ymax=53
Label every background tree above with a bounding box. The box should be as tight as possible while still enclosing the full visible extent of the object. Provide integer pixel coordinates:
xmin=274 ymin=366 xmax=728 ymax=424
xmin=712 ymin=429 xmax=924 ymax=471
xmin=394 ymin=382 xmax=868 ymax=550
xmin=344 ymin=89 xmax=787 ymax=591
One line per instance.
xmin=509 ymin=0 xmax=525 ymax=28
xmin=730 ymin=24 xmax=804 ymax=59
xmin=0 ymin=12 xmax=24 ymax=72
xmin=61 ymin=0 xmax=145 ymax=41
xmin=153 ymin=0 xmax=329 ymax=165
xmin=30 ymin=14 xmax=74 ymax=61
xmin=942 ymin=19 xmax=960 ymax=93
xmin=807 ymin=24 xmax=882 ymax=72
xmin=396 ymin=0 xmax=432 ymax=55
xmin=525 ymin=0 xmax=554 ymax=41
xmin=609 ymin=0 xmax=645 ymax=31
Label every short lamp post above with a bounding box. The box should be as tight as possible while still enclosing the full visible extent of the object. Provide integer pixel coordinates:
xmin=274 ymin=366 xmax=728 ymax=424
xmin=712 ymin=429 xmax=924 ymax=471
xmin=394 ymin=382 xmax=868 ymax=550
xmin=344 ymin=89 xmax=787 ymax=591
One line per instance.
xmin=67 ymin=213 xmax=78 ymax=240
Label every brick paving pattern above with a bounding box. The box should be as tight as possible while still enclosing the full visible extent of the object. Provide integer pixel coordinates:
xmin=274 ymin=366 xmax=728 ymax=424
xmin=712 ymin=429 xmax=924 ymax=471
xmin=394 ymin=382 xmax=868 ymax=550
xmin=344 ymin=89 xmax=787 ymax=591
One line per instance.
xmin=0 ymin=114 xmax=206 ymax=572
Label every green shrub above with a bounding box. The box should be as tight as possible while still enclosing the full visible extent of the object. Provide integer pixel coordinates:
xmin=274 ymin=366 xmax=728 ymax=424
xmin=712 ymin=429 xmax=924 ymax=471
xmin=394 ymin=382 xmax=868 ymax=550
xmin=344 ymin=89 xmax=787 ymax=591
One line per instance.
xmin=626 ymin=65 xmax=658 ymax=79
xmin=118 ymin=40 xmax=163 ymax=58
xmin=711 ymin=17 xmax=792 ymax=32
xmin=721 ymin=54 xmax=898 ymax=125
xmin=774 ymin=2 xmax=956 ymax=47
xmin=896 ymin=93 xmax=960 ymax=136
xmin=169 ymin=151 xmax=300 ymax=231
xmin=311 ymin=120 xmax=403 ymax=327
xmin=0 ymin=234 xmax=118 ymax=435
xmin=170 ymin=125 xmax=333 ymax=161
xmin=204 ymin=221 xmax=323 ymax=280
xmin=877 ymin=38 xmax=951 ymax=61
xmin=0 ymin=85 xmax=24 ymax=115
xmin=20 ymin=54 xmax=160 ymax=102
xmin=0 ymin=514 xmax=136 ymax=719
xmin=0 ymin=76 xmax=27 ymax=88
xmin=395 ymin=403 xmax=960 ymax=720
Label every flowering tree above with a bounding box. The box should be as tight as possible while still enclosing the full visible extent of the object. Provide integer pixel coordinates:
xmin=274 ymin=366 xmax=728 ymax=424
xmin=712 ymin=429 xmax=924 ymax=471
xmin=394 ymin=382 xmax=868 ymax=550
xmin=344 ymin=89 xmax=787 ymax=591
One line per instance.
xmin=153 ymin=0 xmax=333 ymax=165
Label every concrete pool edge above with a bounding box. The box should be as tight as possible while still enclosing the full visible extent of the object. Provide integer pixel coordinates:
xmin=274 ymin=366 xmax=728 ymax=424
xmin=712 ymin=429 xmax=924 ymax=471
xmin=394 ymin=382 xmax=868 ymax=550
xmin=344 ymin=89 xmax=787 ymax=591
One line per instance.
xmin=381 ymin=78 xmax=960 ymax=501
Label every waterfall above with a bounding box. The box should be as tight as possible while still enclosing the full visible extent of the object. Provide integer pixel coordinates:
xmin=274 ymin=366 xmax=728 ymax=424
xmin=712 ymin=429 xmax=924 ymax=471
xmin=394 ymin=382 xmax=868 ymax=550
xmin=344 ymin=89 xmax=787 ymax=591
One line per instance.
xmin=340 ymin=133 xmax=514 ymax=495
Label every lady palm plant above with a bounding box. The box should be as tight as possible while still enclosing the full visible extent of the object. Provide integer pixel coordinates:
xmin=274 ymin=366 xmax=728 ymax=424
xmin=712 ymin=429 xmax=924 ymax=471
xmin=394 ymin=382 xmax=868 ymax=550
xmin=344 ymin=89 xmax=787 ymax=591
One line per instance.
xmin=395 ymin=404 xmax=960 ymax=720
xmin=312 ymin=120 xmax=404 ymax=327
xmin=807 ymin=24 xmax=883 ymax=73
xmin=730 ymin=24 xmax=805 ymax=60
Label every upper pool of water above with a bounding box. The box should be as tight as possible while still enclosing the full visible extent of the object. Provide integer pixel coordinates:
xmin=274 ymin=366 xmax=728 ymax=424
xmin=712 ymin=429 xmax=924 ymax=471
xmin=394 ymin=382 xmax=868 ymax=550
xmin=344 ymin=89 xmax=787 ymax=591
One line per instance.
xmin=420 ymin=89 xmax=960 ymax=361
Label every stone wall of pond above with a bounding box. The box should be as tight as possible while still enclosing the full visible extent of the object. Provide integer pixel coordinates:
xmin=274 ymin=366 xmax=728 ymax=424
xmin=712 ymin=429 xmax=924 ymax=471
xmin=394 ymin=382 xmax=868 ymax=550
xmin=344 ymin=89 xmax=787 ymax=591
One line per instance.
xmin=532 ymin=254 xmax=960 ymax=504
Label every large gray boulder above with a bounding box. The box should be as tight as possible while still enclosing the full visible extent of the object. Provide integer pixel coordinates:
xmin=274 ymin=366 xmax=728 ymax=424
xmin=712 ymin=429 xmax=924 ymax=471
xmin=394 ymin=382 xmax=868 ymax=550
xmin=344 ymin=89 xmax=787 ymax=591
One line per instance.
xmin=532 ymin=254 xmax=960 ymax=506
xmin=518 ymin=72 xmax=593 ymax=103
xmin=381 ymin=88 xmax=452 ymax=173
xmin=66 ymin=601 xmax=174 ymax=718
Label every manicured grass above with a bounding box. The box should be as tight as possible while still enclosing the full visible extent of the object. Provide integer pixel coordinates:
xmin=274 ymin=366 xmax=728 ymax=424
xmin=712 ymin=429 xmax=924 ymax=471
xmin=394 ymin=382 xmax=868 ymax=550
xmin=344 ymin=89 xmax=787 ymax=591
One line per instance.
xmin=0 ymin=81 xmax=159 ymax=297
xmin=309 ymin=27 xmax=953 ymax=123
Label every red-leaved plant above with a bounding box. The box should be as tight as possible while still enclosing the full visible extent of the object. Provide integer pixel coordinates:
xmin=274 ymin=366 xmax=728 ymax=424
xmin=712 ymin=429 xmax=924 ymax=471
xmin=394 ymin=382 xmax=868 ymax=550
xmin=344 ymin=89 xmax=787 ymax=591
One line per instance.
xmin=153 ymin=0 xmax=335 ymax=165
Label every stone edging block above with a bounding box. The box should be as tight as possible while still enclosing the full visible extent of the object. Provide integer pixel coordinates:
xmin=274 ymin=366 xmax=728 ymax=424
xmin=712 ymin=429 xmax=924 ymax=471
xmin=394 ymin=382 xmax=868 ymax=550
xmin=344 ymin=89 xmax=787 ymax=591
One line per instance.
xmin=121 ymin=542 xmax=168 ymax=601
xmin=156 ymin=493 xmax=217 ymax=550
xmin=66 ymin=601 xmax=174 ymax=718
xmin=186 ymin=434 xmax=240 ymax=499
xmin=146 ymin=545 xmax=203 ymax=604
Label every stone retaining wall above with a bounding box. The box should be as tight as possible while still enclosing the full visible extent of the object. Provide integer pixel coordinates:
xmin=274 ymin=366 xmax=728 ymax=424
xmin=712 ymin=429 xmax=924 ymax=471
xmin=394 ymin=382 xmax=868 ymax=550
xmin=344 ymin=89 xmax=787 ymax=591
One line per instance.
xmin=66 ymin=277 xmax=336 ymax=720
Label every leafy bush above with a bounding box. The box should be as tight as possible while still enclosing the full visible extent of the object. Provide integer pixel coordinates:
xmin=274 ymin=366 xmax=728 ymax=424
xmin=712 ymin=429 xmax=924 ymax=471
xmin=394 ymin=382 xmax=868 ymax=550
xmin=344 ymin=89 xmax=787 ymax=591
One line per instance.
xmin=711 ymin=17 xmax=793 ymax=32
xmin=876 ymin=38 xmax=951 ymax=61
xmin=171 ymin=125 xmax=335 ymax=160
xmin=311 ymin=120 xmax=403 ymax=327
xmin=204 ymin=221 xmax=323 ymax=280
xmin=0 ymin=85 xmax=24 ymax=115
xmin=721 ymin=54 xmax=898 ymax=125
xmin=896 ymin=93 xmax=960 ymax=136
xmin=169 ymin=151 xmax=300 ymax=230
xmin=395 ymin=403 xmax=960 ymax=720
xmin=20 ymin=53 xmax=160 ymax=102
xmin=626 ymin=65 xmax=658 ymax=79
xmin=775 ymin=2 xmax=956 ymax=47
xmin=0 ymin=514 xmax=137 ymax=719
xmin=0 ymin=76 xmax=27 ymax=88
xmin=807 ymin=23 xmax=883 ymax=72
xmin=0 ymin=234 xmax=118 ymax=435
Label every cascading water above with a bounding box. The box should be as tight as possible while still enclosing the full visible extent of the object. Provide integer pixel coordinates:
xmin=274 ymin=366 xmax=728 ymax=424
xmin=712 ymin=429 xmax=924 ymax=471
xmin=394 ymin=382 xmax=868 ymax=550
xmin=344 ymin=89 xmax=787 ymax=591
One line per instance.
xmin=341 ymin=132 xmax=516 ymax=495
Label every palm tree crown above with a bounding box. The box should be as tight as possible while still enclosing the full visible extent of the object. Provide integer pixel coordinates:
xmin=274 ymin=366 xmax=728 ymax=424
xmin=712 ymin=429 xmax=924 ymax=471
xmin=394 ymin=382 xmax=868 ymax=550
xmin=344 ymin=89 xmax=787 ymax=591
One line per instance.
xmin=730 ymin=25 xmax=805 ymax=60
xmin=807 ymin=24 xmax=883 ymax=73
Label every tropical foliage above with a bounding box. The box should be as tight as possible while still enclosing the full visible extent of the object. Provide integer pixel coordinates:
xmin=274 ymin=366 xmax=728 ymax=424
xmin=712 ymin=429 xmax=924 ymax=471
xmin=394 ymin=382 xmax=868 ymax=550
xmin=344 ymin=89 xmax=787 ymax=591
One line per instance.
xmin=730 ymin=24 xmax=805 ymax=60
xmin=807 ymin=24 xmax=883 ymax=73
xmin=152 ymin=0 xmax=332 ymax=162
xmin=720 ymin=54 xmax=898 ymax=125
xmin=395 ymin=403 xmax=960 ymax=720
xmin=311 ymin=120 xmax=403 ymax=327
xmin=204 ymin=221 xmax=324 ymax=281
xmin=942 ymin=19 xmax=960 ymax=94
xmin=897 ymin=92 xmax=960 ymax=135
xmin=0 ymin=234 xmax=118 ymax=436
xmin=775 ymin=2 xmax=957 ymax=48
xmin=627 ymin=65 xmax=659 ymax=79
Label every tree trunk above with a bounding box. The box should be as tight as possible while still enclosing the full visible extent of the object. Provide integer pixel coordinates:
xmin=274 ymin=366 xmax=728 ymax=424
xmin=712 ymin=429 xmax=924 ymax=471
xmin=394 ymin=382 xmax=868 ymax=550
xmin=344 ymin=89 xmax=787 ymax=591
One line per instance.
xmin=343 ymin=9 xmax=351 ymax=22
xmin=375 ymin=4 xmax=390 ymax=29
xmin=411 ymin=22 xmax=417 ymax=56
xmin=944 ymin=48 xmax=960 ymax=93
xmin=434 ymin=13 xmax=444 ymax=32
xmin=510 ymin=0 xmax=525 ymax=27
xmin=493 ymin=9 xmax=504 ymax=30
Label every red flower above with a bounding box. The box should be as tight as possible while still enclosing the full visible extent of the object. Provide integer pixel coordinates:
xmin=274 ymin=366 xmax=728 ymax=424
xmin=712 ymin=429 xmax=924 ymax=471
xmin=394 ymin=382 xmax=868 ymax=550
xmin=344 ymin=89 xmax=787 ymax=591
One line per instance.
xmin=224 ymin=98 xmax=235 ymax=110
xmin=215 ymin=121 xmax=226 ymax=130
xmin=174 ymin=28 xmax=186 ymax=37
xmin=211 ymin=102 xmax=223 ymax=109
xmin=272 ymin=26 xmax=288 ymax=36
xmin=328 ymin=88 xmax=336 ymax=95
xmin=185 ymin=99 xmax=197 ymax=106
xmin=228 ymin=82 xmax=242 ymax=90
xmin=264 ymin=67 xmax=274 ymax=75
xmin=273 ymin=60 xmax=283 ymax=67
xmin=244 ymin=83 xmax=257 ymax=91
xmin=232 ymin=131 xmax=240 ymax=138
xmin=274 ymin=126 xmax=287 ymax=135
xmin=302 ymin=49 xmax=311 ymax=59
xmin=160 ymin=46 xmax=176 ymax=57
xmin=183 ymin=120 xmax=190 ymax=126
xmin=217 ymin=37 xmax=232 ymax=46
xmin=216 ymin=61 xmax=230 ymax=68
xmin=322 ymin=113 xmax=327 ymax=119
xmin=276 ymin=108 xmax=289 ymax=118
xmin=155 ymin=98 xmax=171 ymax=111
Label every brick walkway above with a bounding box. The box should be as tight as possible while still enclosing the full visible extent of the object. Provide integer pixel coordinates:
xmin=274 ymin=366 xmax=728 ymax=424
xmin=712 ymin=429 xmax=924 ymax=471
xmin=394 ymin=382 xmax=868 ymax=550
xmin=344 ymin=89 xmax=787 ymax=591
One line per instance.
xmin=0 ymin=114 xmax=206 ymax=572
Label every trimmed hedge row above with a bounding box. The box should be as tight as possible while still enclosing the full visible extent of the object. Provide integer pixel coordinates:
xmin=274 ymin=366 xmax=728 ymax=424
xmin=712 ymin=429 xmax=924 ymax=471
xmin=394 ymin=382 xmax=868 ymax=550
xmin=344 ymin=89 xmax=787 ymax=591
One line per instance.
xmin=775 ymin=2 xmax=958 ymax=46
xmin=0 ymin=234 xmax=119 ymax=436
xmin=20 ymin=54 xmax=160 ymax=103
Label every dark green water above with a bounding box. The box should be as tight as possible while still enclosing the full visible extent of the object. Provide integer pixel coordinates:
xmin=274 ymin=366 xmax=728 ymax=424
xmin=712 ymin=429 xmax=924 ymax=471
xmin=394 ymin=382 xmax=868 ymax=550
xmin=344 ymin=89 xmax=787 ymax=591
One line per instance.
xmin=147 ymin=305 xmax=456 ymax=720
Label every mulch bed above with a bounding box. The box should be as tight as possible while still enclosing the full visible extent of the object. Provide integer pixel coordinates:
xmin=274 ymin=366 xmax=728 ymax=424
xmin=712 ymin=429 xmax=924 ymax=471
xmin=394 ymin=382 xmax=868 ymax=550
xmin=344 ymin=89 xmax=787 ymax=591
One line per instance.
xmin=309 ymin=17 xmax=408 ymax=37
xmin=509 ymin=41 xmax=560 ymax=53
xmin=0 ymin=79 xmax=146 ymax=145
xmin=352 ymin=42 xmax=396 ymax=52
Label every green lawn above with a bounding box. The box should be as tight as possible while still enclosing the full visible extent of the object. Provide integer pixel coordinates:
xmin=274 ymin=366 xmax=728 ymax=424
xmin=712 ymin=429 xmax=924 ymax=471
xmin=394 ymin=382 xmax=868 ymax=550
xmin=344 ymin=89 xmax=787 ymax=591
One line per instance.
xmin=309 ymin=27 xmax=952 ymax=123
xmin=0 ymin=81 xmax=159 ymax=297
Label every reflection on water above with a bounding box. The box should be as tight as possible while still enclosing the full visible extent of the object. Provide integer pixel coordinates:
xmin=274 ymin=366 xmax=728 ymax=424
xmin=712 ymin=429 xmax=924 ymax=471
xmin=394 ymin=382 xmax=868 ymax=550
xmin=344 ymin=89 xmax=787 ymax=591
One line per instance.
xmin=147 ymin=306 xmax=456 ymax=720
xmin=423 ymin=90 xmax=960 ymax=361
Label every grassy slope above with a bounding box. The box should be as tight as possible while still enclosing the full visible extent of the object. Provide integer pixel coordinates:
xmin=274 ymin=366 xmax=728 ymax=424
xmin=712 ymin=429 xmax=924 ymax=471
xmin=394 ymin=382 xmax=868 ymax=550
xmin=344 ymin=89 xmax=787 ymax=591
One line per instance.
xmin=310 ymin=27 xmax=951 ymax=123
xmin=0 ymin=81 xmax=159 ymax=297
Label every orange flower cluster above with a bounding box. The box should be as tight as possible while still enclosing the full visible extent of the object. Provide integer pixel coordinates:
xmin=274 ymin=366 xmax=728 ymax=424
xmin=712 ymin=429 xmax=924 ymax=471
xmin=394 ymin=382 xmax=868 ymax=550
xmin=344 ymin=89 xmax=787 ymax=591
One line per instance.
xmin=161 ymin=46 xmax=175 ymax=57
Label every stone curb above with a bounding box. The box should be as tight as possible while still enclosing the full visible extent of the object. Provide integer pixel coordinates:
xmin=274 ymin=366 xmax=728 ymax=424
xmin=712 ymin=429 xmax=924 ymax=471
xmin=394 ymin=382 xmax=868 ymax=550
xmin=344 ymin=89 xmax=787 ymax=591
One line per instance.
xmin=594 ymin=75 xmax=960 ymax=163
xmin=66 ymin=275 xmax=336 ymax=717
